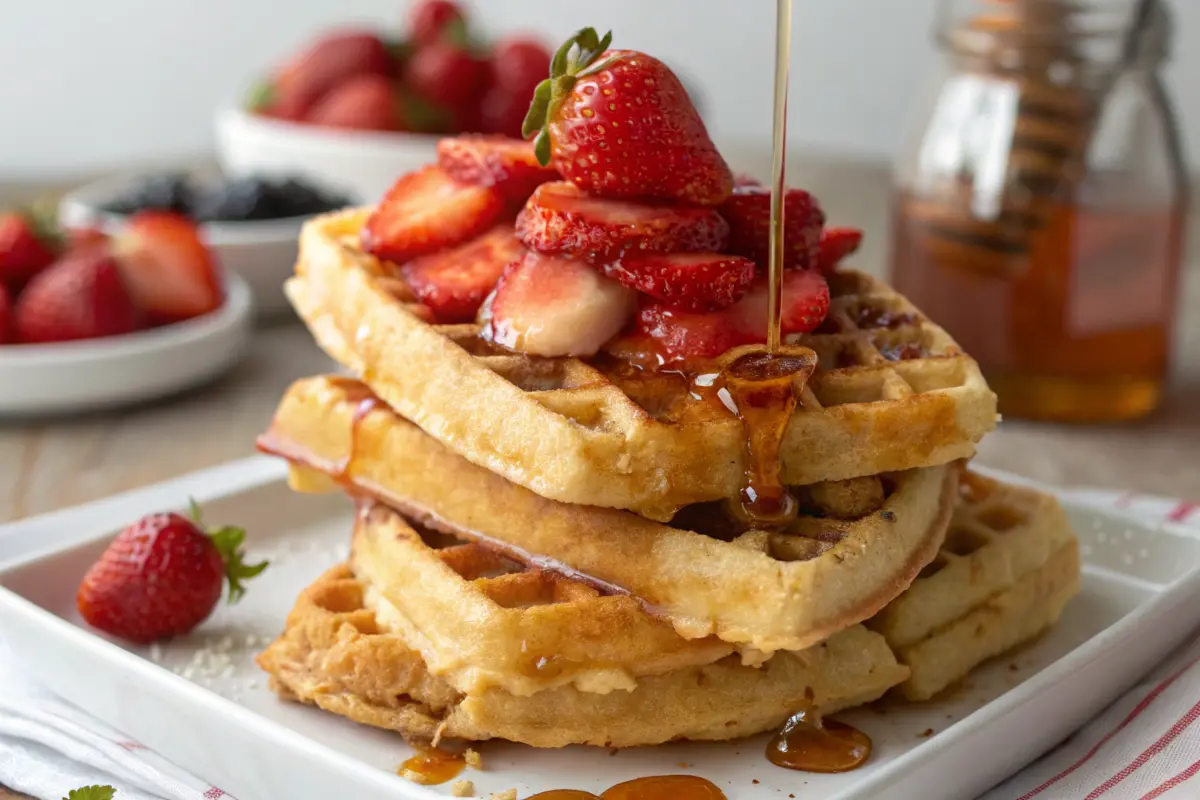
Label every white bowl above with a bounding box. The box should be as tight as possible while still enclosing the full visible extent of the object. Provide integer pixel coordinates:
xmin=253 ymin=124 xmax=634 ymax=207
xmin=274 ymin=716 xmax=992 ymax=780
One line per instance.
xmin=0 ymin=273 xmax=253 ymax=416
xmin=214 ymin=106 xmax=438 ymax=204
xmin=60 ymin=176 xmax=307 ymax=317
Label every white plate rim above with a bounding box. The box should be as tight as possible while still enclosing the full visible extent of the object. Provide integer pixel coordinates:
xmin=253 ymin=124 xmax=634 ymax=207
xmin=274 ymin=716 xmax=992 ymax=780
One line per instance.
xmin=0 ymin=271 xmax=252 ymax=366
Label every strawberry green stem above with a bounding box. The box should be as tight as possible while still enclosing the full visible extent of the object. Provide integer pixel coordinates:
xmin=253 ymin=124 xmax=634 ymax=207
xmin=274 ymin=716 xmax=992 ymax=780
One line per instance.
xmin=522 ymin=27 xmax=614 ymax=165
xmin=189 ymin=498 xmax=269 ymax=604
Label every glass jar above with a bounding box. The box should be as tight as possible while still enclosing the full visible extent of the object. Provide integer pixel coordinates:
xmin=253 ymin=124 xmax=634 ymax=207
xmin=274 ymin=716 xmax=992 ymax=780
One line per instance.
xmin=889 ymin=0 xmax=1189 ymax=422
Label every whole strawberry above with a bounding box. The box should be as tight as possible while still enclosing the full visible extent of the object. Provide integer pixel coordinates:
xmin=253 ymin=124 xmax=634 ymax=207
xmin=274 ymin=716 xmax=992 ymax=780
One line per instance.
xmin=77 ymin=501 xmax=267 ymax=643
xmin=0 ymin=209 xmax=60 ymax=289
xmin=0 ymin=283 xmax=11 ymax=344
xmin=14 ymin=250 xmax=139 ymax=344
xmin=522 ymin=28 xmax=733 ymax=206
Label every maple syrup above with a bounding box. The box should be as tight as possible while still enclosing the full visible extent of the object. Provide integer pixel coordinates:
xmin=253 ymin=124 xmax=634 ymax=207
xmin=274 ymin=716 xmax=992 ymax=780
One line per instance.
xmin=398 ymin=748 xmax=466 ymax=785
xmin=527 ymin=792 xmax=602 ymax=800
xmin=766 ymin=707 xmax=872 ymax=773
xmin=889 ymin=0 xmax=1189 ymax=422
xmin=332 ymin=392 xmax=378 ymax=479
xmin=601 ymin=775 xmax=727 ymax=800
xmin=766 ymin=0 xmax=793 ymax=353
xmin=708 ymin=346 xmax=817 ymax=527
xmin=891 ymin=195 xmax=1185 ymax=421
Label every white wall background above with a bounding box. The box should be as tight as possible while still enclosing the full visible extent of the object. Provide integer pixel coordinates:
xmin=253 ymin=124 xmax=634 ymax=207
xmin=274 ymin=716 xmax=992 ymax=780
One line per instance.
xmin=0 ymin=0 xmax=1196 ymax=179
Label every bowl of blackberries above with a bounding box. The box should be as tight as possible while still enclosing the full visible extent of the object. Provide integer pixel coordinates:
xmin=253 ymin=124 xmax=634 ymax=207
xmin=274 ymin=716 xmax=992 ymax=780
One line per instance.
xmin=60 ymin=172 xmax=352 ymax=315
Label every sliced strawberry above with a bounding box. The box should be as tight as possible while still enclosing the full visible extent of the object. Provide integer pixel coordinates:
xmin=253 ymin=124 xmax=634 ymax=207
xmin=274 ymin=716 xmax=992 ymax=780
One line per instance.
xmin=437 ymin=136 xmax=559 ymax=203
xmin=815 ymin=227 xmax=864 ymax=275
xmin=634 ymin=303 xmax=756 ymax=361
xmin=719 ymin=186 xmax=825 ymax=270
xmin=112 ymin=212 xmax=223 ymax=324
xmin=484 ymin=252 xmax=636 ymax=357
xmin=516 ymin=182 xmax=729 ymax=261
xmin=602 ymin=252 xmax=755 ymax=312
xmin=636 ymin=269 xmax=830 ymax=361
xmin=730 ymin=268 xmax=831 ymax=336
xmin=400 ymin=225 xmax=523 ymax=323
xmin=362 ymin=165 xmax=505 ymax=264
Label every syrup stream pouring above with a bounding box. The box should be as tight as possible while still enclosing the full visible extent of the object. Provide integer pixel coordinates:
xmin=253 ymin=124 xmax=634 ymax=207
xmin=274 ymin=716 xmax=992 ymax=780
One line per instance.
xmin=766 ymin=0 xmax=792 ymax=353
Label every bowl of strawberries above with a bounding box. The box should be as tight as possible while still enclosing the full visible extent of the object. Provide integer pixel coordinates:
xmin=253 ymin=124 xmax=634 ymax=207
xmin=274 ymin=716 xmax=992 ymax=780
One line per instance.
xmin=0 ymin=208 xmax=252 ymax=416
xmin=215 ymin=0 xmax=552 ymax=203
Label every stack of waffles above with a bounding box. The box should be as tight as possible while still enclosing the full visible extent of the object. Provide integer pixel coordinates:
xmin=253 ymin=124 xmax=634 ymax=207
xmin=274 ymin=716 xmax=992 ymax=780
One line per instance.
xmin=254 ymin=210 xmax=1081 ymax=747
xmin=252 ymin=33 xmax=1080 ymax=754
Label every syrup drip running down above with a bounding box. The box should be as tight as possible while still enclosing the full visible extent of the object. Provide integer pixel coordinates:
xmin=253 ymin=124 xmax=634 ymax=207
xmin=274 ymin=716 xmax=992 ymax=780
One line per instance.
xmin=767 ymin=707 xmax=872 ymax=773
xmin=709 ymin=346 xmax=816 ymax=527
xmin=330 ymin=381 xmax=379 ymax=480
xmin=398 ymin=748 xmax=466 ymax=785
xmin=528 ymin=775 xmax=727 ymax=799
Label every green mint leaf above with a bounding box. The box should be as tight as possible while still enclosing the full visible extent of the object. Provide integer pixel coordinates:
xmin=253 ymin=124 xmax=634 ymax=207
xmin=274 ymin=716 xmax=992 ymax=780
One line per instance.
xmin=66 ymin=787 xmax=117 ymax=800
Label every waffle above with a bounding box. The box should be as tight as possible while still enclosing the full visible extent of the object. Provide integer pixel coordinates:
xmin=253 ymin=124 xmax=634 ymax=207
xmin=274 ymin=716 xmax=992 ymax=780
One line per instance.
xmin=867 ymin=473 xmax=1081 ymax=700
xmin=349 ymin=503 xmax=732 ymax=697
xmin=259 ymin=375 xmax=958 ymax=654
xmin=286 ymin=209 xmax=997 ymax=520
xmin=257 ymin=506 xmax=909 ymax=749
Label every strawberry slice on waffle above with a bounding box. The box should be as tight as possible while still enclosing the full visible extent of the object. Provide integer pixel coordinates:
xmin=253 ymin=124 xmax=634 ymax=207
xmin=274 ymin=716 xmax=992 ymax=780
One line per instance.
xmin=602 ymin=251 xmax=755 ymax=312
xmin=483 ymin=251 xmax=636 ymax=357
xmin=400 ymin=225 xmax=525 ymax=323
xmin=362 ymin=165 xmax=505 ymax=264
xmin=516 ymin=182 xmax=729 ymax=261
xmin=437 ymin=136 xmax=561 ymax=204
xmin=635 ymin=268 xmax=831 ymax=360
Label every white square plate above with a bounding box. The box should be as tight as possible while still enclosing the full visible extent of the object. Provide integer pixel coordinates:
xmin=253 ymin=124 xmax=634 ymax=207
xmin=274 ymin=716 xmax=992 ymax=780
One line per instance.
xmin=2 ymin=457 xmax=1199 ymax=800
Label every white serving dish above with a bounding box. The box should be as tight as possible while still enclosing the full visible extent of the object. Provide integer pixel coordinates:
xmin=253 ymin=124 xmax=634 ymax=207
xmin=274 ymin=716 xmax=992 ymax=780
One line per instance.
xmin=60 ymin=176 xmax=308 ymax=318
xmin=1 ymin=457 xmax=1198 ymax=800
xmin=0 ymin=273 xmax=252 ymax=416
xmin=215 ymin=107 xmax=437 ymax=205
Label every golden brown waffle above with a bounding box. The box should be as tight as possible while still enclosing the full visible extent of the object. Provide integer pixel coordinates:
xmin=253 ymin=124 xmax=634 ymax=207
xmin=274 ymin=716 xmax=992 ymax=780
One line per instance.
xmin=259 ymin=375 xmax=958 ymax=654
xmin=287 ymin=209 xmax=996 ymax=520
xmin=257 ymin=509 xmax=909 ymax=749
xmin=867 ymin=473 xmax=1081 ymax=700
xmin=349 ymin=503 xmax=732 ymax=696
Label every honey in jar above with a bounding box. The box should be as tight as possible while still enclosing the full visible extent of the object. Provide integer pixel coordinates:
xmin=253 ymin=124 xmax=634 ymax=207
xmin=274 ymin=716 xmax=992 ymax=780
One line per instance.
xmin=889 ymin=0 xmax=1189 ymax=422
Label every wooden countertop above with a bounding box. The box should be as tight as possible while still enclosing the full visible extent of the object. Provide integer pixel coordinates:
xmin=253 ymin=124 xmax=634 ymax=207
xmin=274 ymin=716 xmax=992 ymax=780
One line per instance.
xmin=2 ymin=157 xmax=1198 ymax=524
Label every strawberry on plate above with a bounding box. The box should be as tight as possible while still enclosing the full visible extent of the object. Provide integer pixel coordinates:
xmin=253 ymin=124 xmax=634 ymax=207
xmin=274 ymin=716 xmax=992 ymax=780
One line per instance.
xmin=0 ymin=209 xmax=60 ymax=289
xmin=0 ymin=283 xmax=11 ymax=344
xmin=305 ymin=73 xmax=402 ymax=131
xmin=635 ymin=268 xmax=830 ymax=360
xmin=112 ymin=212 xmax=224 ymax=324
xmin=483 ymin=251 xmax=636 ymax=357
xmin=400 ymin=225 xmax=524 ymax=323
xmin=815 ymin=227 xmax=864 ymax=275
xmin=603 ymin=252 xmax=755 ymax=312
xmin=77 ymin=501 xmax=267 ymax=643
xmin=516 ymin=181 xmax=729 ymax=261
xmin=437 ymin=136 xmax=559 ymax=203
xmin=719 ymin=185 xmax=826 ymax=270
xmin=522 ymin=28 xmax=733 ymax=206
xmin=362 ymin=165 xmax=505 ymax=264
xmin=14 ymin=250 xmax=140 ymax=344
